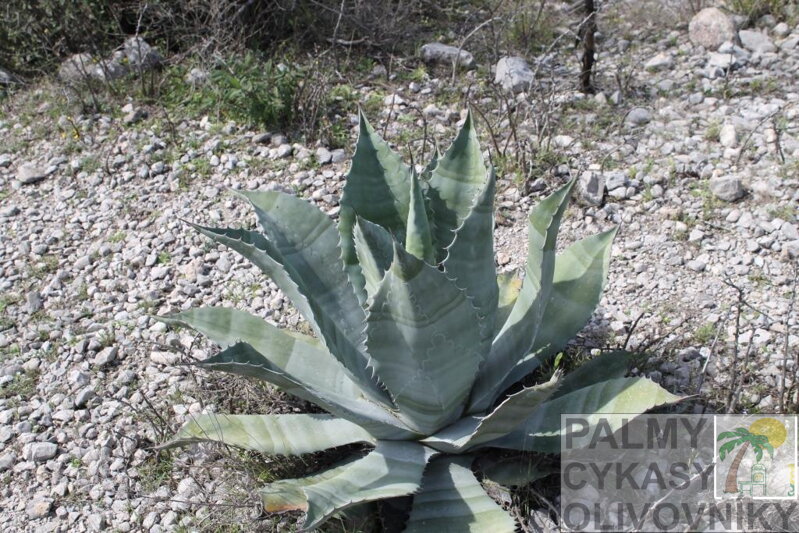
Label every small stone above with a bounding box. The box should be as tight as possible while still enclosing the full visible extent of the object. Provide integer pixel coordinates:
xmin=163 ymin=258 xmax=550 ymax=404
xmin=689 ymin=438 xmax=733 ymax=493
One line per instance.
xmin=26 ymin=291 xmax=43 ymax=313
xmin=577 ymin=171 xmax=605 ymax=206
xmin=773 ymin=22 xmax=790 ymax=38
xmin=88 ymin=514 xmax=107 ymax=531
xmin=709 ymin=176 xmax=745 ymax=202
xmin=494 ymin=57 xmax=534 ymax=93
xmin=384 ymin=94 xmax=405 ymax=106
xmin=275 ymin=144 xmax=293 ymax=158
xmin=74 ymin=387 xmax=95 ymax=408
xmin=626 ymin=108 xmax=652 ymax=126
xmin=0 ymin=205 xmax=19 ymax=217
xmin=419 ymin=43 xmax=475 ymax=69
xmin=330 ymin=149 xmax=347 ymax=164
xmin=17 ymin=164 xmax=47 ymax=185
xmin=26 ymin=498 xmax=52 ymax=519
xmin=150 ymin=351 xmax=179 ymax=366
xmin=0 ymin=453 xmax=16 ymax=471
xmin=689 ymin=8 xmax=736 ymax=51
xmin=645 ymin=52 xmax=673 ymax=71
xmin=124 ymin=37 xmax=162 ymax=70
xmin=185 ymin=68 xmax=209 ymax=85
xmin=26 ymin=442 xmax=58 ymax=462
xmin=123 ymin=108 xmax=147 ymax=125
xmin=738 ymin=29 xmax=777 ymax=54
xmin=315 ymin=147 xmax=332 ymax=165
xmin=719 ymin=123 xmax=737 ymax=147
xmin=252 ymin=132 xmax=271 ymax=144
xmin=94 ymin=346 xmax=118 ymax=368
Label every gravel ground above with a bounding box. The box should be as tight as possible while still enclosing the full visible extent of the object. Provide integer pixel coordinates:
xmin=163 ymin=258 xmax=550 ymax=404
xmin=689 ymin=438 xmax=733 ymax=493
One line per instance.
xmin=1 ymin=3 xmax=798 ymax=531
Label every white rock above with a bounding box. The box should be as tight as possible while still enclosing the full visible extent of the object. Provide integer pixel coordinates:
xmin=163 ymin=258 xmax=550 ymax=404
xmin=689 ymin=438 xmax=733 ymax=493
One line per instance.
xmin=494 ymin=57 xmax=534 ymax=93
xmin=25 ymin=442 xmax=58 ymax=462
xmin=709 ymin=176 xmax=745 ymax=202
xmin=739 ymin=29 xmax=777 ymax=54
xmin=689 ymin=8 xmax=736 ymax=51
xmin=645 ymin=52 xmax=673 ymax=71
xmin=419 ymin=43 xmax=475 ymax=69
xmin=719 ymin=123 xmax=737 ymax=147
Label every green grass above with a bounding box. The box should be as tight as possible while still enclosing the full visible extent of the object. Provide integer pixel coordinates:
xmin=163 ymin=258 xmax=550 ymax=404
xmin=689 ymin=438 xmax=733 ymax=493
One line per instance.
xmin=694 ymin=323 xmax=717 ymax=345
xmin=0 ymin=370 xmax=39 ymax=400
xmin=157 ymin=251 xmax=171 ymax=265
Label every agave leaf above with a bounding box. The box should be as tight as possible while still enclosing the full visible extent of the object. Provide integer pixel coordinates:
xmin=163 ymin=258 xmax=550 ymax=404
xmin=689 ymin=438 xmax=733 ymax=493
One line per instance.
xmin=494 ymin=227 xmax=618 ymax=396
xmin=550 ymin=350 xmax=633 ymax=400
xmin=477 ymin=454 xmax=557 ymax=488
xmin=366 ymin=243 xmax=483 ymax=435
xmin=339 ymin=112 xmax=413 ymax=303
xmin=422 ymin=372 xmax=560 ymax=453
xmin=405 ymin=173 xmax=435 ymax=263
xmin=468 ymin=180 xmax=574 ymax=413
xmin=260 ymin=456 xmax=360 ymax=513
xmin=162 ymin=413 xmax=374 ymax=456
xmin=302 ymin=441 xmax=436 ymax=530
xmin=427 ymin=111 xmax=488 ymax=260
xmin=488 ymin=377 xmax=681 ymax=454
xmin=187 ymin=222 xmax=388 ymax=405
xmin=353 ymin=218 xmax=395 ymax=301
xmin=237 ymin=190 xmax=379 ymax=387
xmin=443 ymin=170 xmax=498 ymax=345
xmin=495 ymin=271 xmax=521 ymax=334
xmin=404 ymin=456 xmax=517 ymax=533
xmin=189 ymin=341 xmax=416 ymax=439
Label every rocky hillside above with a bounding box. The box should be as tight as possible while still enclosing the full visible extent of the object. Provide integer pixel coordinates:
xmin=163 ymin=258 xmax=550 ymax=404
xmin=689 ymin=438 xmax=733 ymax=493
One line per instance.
xmin=0 ymin=2 xmax=797 ymax=531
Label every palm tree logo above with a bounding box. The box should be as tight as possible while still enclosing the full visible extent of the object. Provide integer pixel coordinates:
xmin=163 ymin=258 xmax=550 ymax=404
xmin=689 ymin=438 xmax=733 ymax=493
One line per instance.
xmin=717 ymin=417 xmax=787 ymax=495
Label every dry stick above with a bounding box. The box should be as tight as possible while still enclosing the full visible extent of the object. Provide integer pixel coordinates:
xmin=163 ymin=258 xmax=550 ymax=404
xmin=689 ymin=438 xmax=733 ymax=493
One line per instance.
xmin=735 ymin=102 xmax=796 ymax=167
xmin=450 ymin=16 xmax=501 ymax=84
xmin=723 ymin=278 xmax=745 ymax=412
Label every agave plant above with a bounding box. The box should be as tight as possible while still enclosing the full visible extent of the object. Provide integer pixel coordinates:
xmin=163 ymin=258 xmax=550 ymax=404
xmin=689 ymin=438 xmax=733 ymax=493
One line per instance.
xmin=160 ymin=111 xmax=679 ymax=531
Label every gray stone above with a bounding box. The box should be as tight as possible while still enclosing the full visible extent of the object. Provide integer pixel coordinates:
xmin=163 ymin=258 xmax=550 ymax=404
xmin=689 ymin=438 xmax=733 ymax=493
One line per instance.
xmin=419 ymin=43 xmax=475 ymax=69
xmin=645 ymin=52 xmax=674 ymax=71
xmin=123 ymin=108 xmax=147 ymax=125
xmin=687 ymin=259 xmax=707 ymax=272
xmin=315 ymin=147 xmax=332 ymax=165
xmin=94 ymin=346 xmax=118 ymax=368
xmin=275 ymin=144 xmax=293 ymax=158
xmin=58 ymin=53 xmax=96 ymax=83
xmin=124 ymin=37 xmax=162 ymax=71
xmin=605 ymin=171 xmax=628 ymax=191
xmin=330 ymin=149 xmax=347 ymax=164
xmin=252 ymin=132 xmax=272 ymax=144
xmin=0 ymin=453 xmax=15 ymax=471
xmin=26 ymin=498 xmax=52 ymax=519
xmin=773 ymin=22 xmax=790 ymax=38
xmin=88 ymin=513 xmax=107 ymax=531
xmin=26 ymin=442 xmax=58 ymax=462
xmin=719 ymin=123 xmax=737 ymax=147
xmin=0 ymin=68 xmax=13 ymax=86
xmin=709 ymin=176 xmax=745 ymax=202
xmin=739 ymin=29 xmax=777 ymax=54
xmin=74 ymin=387 xmax=95 ymax=408
xmin=494 ymin=57 xmax=534 ymax=93
xmin=707 ymin=52 xmax=746 ymax=71
xmin=17 ymin=164 xmax=47 ymax=185
xmin=0 ymin=426 xmax=11 ymax=443
xmin=26 ymin=291 xmax=42 ymax=313
xmin=626 ymin=107 xmax=652 ymax=126
xmin=781 ymin=222 xmax=798 ymax=240
xmin=1 ymin=205 xmax=20 ymax=218
xmin=185 ymin=68 xmax=209 ymax=85
xmin=689 ymin=8 xmax=736 ymax=51
xmin=577 ymin=171 xmax=605 ymax=206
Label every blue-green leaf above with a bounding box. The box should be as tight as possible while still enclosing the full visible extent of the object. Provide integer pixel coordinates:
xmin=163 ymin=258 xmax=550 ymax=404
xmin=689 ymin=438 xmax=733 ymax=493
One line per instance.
xmin=366 ymin=243 xmax=483 ymax=434
xmin=404 ymin=456 xmax=517 ymax=533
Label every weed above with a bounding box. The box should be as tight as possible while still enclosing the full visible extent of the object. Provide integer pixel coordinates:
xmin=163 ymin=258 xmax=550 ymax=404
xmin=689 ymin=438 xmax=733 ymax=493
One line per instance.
xmin=0 ymin=370 xmax=40 ymax=400
xmin=108 ymin=231 xmax=126 ymax=244
xmin=704 ymin=121 xmax=720 ymax=143
xmin=157 ymin=251 xmax=171 ymax=265
xmin=694 ymin=323 xmax=716 ymax=345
